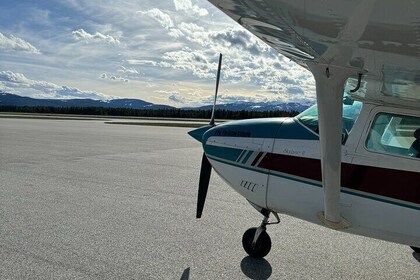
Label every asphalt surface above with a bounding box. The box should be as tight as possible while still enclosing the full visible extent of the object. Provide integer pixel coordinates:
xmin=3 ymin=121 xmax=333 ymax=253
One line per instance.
xmin=0 ymin=118 xmax=419 ymax=279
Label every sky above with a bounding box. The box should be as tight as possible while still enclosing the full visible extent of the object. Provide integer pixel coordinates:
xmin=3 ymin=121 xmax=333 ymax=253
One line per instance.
xmin=0 ymin=0 xmax=316 ymax=107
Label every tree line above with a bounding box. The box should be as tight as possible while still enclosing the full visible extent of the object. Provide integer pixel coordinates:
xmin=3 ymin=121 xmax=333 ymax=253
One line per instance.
xmin=0 ymin=105 xmax=299 ymax=119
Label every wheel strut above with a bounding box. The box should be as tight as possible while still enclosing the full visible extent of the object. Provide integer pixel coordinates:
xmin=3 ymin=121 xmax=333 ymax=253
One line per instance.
xmin=252 ymin=212 xmax=280 ymax=246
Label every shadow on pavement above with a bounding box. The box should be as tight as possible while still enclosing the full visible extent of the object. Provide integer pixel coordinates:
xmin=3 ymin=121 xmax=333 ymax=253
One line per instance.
xmin=240 ymin=256 xmax=272 ymax=280
xmin=180 ymin=267 xmax=190 ymax=280
xmin=413 ymin=252 xmax=420 ymax=263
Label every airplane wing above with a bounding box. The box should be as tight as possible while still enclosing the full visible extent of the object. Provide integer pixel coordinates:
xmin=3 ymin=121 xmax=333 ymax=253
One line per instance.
xmin=209 ymin=0 xmax=420 ymax=108
xmin=209 ymin=0 xmax=420 ymax=227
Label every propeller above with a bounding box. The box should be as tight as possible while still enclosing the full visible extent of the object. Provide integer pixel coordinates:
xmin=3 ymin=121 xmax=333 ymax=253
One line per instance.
xmin=196 ymin=53 xmax=222 ymax=219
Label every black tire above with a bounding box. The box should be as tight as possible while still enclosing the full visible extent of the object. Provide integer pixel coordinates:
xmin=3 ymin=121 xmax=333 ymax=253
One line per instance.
xmin=411 ymin=246 xmax=420 ymax=253
xmin=242 ymin=227 xmax=271 ymax=258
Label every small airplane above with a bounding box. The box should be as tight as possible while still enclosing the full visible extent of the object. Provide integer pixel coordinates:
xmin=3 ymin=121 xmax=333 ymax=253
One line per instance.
xmin=188 ymin=0 xmax=420 ymax=258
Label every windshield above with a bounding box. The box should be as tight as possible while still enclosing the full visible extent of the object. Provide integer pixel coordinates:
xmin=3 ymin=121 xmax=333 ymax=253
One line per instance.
xmin=296 ymin=94 xmax=363 ymax=142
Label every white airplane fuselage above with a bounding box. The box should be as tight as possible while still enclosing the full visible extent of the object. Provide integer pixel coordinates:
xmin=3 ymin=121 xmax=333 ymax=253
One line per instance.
xmin=194 ymin=101 xmax=420 ymax=247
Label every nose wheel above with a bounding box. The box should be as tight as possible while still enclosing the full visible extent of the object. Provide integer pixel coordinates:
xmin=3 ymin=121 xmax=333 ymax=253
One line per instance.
xmin=242 ymin=227 xmax=271 ymax=258
xmin=242 ymin=212 xmax=280 ymax=258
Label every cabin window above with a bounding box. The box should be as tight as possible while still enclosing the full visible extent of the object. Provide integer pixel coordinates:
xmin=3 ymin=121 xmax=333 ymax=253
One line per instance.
xmin=296 ymin=94 xmax=362 ymax=143
xmin=366 ymin=113 xmax=420 ymax=158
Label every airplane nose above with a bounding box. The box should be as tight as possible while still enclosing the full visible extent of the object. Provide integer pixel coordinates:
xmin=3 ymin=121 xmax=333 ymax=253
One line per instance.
xmin=188 ymin=125 xmax=213 ymax=143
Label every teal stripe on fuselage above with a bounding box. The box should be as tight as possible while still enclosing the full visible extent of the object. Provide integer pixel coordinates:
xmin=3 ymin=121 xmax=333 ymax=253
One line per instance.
xmin=236 ymin=149 xmax=245 ymax=162
xmin=204 ymin=145 xmax=243 ymax=162
xmin=241 ymin=151 xmax=253 ymax=164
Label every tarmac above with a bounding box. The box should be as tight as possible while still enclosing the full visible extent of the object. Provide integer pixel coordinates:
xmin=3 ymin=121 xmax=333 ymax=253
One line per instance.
xmin=0 ymin=118 xmax=419 ymax=279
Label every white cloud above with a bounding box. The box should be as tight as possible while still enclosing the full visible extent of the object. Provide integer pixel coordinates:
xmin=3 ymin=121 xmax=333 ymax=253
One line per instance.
xmin=72 ymin=29 xmax=120 ymax=44
xmin=131 ymin=2 xmax=315 ymax=103
xmin=0 ymin=71 xmax=59 ymax=91
xmin=55 ymin=86 xmax=112 ymax=99
xmin=178 ymin=22 xmax=205 ymax=33
xmin=160 ymin=49 xmax=214 ymax=79
xmin=99 ymin=72 xmax=128 ymax=83
xmin=168 ymin=29 xmax=184 ymax=38
xmin=110 ymin=75 xmax=129 ymax=82
xmin=137 ymin=8 xmax=174 ymax=30
xmin=173 ymin=0 xmax=208 ymax=16
xmin=117 ymin=66 xmax=138 ymax=74
xmin=209 ymin=29 xmax=269 ymax=55
xmin=151 ymin=39 xmax=314 ymax=101
xmin=0 ymin=71 xmax=110 ymax=100
xmin=140 ymin=11 xmax=316 ymax=104
xmin=126 ymin=59 xmax=157 ymax=66
xmin=0 ymin=32 xmax=41 ymax=54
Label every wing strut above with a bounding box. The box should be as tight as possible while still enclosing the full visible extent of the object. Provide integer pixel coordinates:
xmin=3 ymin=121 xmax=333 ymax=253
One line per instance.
xmin=307 ymin=0 xmax=375 ymax=229
xmin=309 ymin=64 xmax=351 ymax=229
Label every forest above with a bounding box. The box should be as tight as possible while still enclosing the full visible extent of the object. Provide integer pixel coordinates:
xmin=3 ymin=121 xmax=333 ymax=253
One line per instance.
xmin=0 ymin=105 xmax=299 ymax=119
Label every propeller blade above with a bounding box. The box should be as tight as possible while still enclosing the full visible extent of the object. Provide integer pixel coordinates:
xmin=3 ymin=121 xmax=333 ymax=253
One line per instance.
xmin=197 ymin=153 xmax=212 ymax=218
xmin=209 ymin=53 xmax=222 ymax=126
xmin=196 ymin=54 xmax=220 ymax=218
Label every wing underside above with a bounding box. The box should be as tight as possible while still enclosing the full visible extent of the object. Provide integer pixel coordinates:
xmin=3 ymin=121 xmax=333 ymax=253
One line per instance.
xmin=210 ymin=0 xmax=420 ymax=108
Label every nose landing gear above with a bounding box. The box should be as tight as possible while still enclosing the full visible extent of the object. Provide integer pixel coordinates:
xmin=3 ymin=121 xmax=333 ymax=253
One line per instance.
xmin=242 ymin=212 xmax=280 ymax=258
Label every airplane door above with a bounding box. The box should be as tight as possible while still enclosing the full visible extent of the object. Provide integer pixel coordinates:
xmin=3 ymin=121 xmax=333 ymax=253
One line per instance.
xmin=265 ymin=118 xmax=324 ymax=218
xmin=236 ymin=137 xmax=274 ymax=208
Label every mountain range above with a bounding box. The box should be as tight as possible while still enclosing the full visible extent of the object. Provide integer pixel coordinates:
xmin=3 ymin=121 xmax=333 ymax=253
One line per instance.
xmin=0 ymin=92 xmax=311 ymax=112
xmin=0 ymin=92 xmax=173 ymax=110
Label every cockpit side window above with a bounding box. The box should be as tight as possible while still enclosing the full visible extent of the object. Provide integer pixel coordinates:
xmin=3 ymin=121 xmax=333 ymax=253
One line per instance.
xmin=296 ymin=94 xmax=363 ymax=143
xmin=365 ymin=113 xmax=420 ymax=158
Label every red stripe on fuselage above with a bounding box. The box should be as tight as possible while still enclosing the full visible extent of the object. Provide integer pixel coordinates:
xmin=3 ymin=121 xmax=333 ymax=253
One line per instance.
xmin=258 ymin=153 xmax=420 ymax=205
